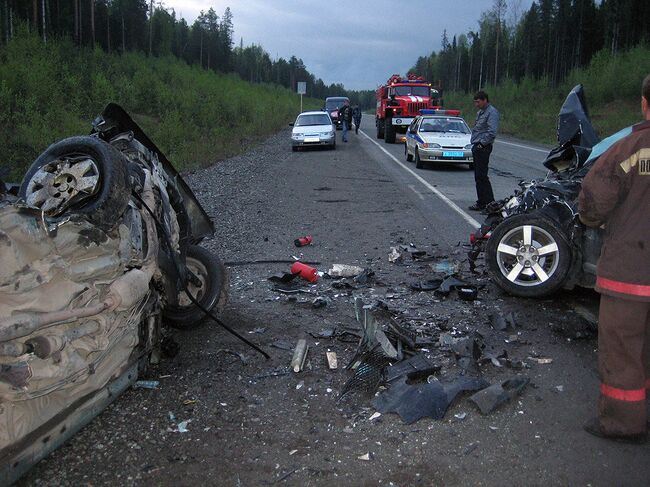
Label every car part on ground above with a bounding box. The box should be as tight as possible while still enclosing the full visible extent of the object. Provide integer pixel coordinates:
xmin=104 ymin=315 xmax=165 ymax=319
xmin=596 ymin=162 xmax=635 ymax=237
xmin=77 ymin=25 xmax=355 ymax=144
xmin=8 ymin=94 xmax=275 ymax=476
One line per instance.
xmin=0 ymin=104 xmax=234 ymax=484
xmin=471 ymin=85 xmax=627 ymax=298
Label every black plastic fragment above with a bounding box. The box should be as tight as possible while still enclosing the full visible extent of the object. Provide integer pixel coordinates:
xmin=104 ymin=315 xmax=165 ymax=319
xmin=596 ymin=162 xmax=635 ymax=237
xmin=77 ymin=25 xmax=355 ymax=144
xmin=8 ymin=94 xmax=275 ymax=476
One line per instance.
xmin=372 ymin=376 xmax=489 ymax=424
xmin=469 ymin=377 xmax=530 ymax=414
xmin=384 ymin=354 xmax=440 ymax=382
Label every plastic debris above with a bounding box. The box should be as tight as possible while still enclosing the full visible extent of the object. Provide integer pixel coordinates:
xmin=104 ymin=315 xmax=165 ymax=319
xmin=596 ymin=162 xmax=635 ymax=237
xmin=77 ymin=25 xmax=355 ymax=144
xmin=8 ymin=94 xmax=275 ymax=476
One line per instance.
xmin=290 ymin=261 xmax=319 ymax=282
xmin=358 ymin=453 xmax=371 ymax=461
xmin=291 ymin=339 xmax=309 ymax=372
xmin=268 ymin=272 xmax=299 ymax=283
xmin=328 ymin=264 xmax=364 ymax=278
xmin=384 ymin=354 xmax=440 ymax=382
xmin=431 ymin=260 xmax=461 ymax=275
xmin=326 ymin=351 xmax=338 ymax=370
xmin=490 ymin=312 xmax=518 ymax=331
xmin=454 ymin=412 xmax=467 ymax=420
xmin=457 ymin=285 xmax=478 ymax=301
xmin=528 ymin=356 xmax=553 ymax=364
xmin=369 ymin=412 xmax=382 ymax=421
xmin=294 ymin=235 xmax=313 ymax=247
xmin=134 ymin=380 xmax=159 ymax=389
xmin=388 ymin=247 xmax=402 ymax=263
xmin=372 ymin=376 xmax=489 ymax=424
xmin=410 ymin=279 xmax=443 ymax=291
xmin=175 ymin=420 xmax=191 ymax=433
xmin=469 ymin=377 xmax=530 ymax=414
xmin=312 ymin=297 xmax=328 ymax=308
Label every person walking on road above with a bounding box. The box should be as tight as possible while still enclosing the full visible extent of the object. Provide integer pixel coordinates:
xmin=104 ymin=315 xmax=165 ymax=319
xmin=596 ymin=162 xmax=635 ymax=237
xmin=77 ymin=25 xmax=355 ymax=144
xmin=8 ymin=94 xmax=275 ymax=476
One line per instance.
xmin=352 ymin=105 xmax=362 ymax=134
xmin=339 ymin=99 xmax=353 ymax=143
xmin=469 ymin=91 xmax=500 ymax=211
xmin=578 ymin=73 xmax=650 ymax=444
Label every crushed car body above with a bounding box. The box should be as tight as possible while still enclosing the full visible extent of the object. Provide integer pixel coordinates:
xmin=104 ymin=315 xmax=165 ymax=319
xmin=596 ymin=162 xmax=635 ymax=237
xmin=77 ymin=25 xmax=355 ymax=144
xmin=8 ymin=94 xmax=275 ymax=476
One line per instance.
xmin=470 ymin=85 xmax=632 ymax=297
xmin=0 ymin=104 xmax=227 ymax=484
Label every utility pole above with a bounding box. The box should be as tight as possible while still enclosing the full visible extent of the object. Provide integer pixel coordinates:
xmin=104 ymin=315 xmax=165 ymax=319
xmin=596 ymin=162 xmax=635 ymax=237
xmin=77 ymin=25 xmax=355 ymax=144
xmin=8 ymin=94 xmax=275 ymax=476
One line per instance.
xmin=148 ymin=0 xmax=153 ymax=56
xmin=90 ymin=0 xmax=95 ymax=45
xmin=41 ymin=0 xmax=46 ymax=43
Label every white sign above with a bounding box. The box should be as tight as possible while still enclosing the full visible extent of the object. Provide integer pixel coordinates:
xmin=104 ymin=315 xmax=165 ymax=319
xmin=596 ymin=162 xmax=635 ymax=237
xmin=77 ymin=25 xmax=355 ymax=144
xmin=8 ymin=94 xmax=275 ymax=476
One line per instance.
xmin=297 ymin=82 xmax=307 ymax=95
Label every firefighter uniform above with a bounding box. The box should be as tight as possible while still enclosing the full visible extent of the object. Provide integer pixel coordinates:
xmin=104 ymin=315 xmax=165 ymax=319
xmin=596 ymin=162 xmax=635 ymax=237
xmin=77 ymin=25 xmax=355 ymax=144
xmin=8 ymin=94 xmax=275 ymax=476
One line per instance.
xmin=578 ymin=119 xmax=650 ymax=438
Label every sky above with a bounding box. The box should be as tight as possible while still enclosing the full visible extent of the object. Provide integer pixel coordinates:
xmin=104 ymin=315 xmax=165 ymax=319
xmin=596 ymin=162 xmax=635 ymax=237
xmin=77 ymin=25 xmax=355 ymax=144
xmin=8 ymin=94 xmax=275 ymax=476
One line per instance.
xmin=164 ymin=0 xmax=534 ymax=91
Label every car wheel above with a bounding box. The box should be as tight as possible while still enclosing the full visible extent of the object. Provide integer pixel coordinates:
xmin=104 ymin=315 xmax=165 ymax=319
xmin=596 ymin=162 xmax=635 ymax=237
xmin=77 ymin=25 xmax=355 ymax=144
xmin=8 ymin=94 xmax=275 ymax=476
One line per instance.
xmin=415 ymin=148 xmax=424 ymax=169
xmin=376 ymin=119 xmax=384 ymax=139
xmin=485 ymin=214 xmax=572 ymax=297
xmin=385 ymin=117 xmax=396 ymax=143
xmin=405 ymin=144 xmax=413 ymax=162
xmin=164 ymin=245 xmax=229 ymax=329
xmin=19 ymin=136 xmax=130 ymax=231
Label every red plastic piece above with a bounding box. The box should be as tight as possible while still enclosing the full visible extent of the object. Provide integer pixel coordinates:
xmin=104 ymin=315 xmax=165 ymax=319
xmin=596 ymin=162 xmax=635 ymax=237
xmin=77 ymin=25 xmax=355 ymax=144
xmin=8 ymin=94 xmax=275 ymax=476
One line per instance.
xmin=290 ymin=262 xmax=319 ymax=282
xmin=294 ymin=235 xmax=313 ymax=247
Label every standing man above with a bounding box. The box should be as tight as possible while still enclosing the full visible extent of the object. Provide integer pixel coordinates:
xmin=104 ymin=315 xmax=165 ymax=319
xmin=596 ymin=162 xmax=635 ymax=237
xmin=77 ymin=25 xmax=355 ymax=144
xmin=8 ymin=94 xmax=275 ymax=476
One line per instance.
xmin=339 ymin=99 xmax=353 ymax=143
xmin=469 ymin=91 xmax=500 ymax=211
xmin=578 ymin=74 xmax=650 ymax=443
xmin=353 ymin=105 xmax=362 ymax=134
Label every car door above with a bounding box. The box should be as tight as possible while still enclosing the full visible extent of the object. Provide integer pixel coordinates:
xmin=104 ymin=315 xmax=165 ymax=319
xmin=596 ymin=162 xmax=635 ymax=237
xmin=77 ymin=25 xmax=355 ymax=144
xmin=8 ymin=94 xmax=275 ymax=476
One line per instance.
xmin=406 ymin=117 xmax=419 ymax=154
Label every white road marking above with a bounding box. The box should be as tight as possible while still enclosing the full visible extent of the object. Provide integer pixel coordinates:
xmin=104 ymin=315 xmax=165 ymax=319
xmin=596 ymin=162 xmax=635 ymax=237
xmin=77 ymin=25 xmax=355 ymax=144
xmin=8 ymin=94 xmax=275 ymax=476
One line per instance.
xmin=496 ymin=140 xmax=549 ymax=153
xmin=408 ymin=184 xmax=425 ymax=200
xmin=359 ymin=130 xmax=480 ymax=228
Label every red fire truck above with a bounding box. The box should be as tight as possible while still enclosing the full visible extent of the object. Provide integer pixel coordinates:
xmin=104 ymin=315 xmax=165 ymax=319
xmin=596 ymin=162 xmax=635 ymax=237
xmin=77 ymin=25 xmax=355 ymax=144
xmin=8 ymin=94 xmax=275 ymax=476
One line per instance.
xmin=375 ymin=74 xmax=458 ymax=143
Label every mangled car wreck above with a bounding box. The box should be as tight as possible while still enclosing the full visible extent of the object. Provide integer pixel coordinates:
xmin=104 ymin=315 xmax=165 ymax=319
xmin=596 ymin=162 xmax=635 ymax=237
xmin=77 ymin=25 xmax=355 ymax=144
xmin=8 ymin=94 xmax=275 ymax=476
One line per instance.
xmin=471 ymin=85 xmax=632 ymax=297
xmin=0 ymin=104 xmax=228 ymax=483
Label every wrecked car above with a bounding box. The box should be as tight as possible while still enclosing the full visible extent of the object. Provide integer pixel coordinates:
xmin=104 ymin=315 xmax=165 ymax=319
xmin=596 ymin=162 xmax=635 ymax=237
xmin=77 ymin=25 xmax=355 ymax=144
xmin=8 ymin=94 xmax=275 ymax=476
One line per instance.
xmin=470 ymin=85 xmax=632 ymax=297
xmin=0 ymin=104 xmax=228 ymax=483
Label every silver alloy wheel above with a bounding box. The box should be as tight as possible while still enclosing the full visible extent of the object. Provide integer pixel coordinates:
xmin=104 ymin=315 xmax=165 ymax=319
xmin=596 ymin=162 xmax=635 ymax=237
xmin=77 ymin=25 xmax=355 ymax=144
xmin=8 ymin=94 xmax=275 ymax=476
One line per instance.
xmin=177 ymin=255 xmax=208 ymax=307
xmin=25 ymin=156 xmax=100 ymax=216
xmin=495 ymin=224 xmax=560 ymax=287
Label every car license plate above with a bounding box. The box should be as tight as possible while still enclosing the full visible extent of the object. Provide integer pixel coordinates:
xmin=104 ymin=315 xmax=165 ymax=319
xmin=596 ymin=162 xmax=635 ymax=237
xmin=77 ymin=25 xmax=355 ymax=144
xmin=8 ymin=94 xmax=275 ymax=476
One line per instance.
xmin=443 ymin=151 xmax=464 ymax=158
xmin=304 ymin=137 xmax=320 ymax=143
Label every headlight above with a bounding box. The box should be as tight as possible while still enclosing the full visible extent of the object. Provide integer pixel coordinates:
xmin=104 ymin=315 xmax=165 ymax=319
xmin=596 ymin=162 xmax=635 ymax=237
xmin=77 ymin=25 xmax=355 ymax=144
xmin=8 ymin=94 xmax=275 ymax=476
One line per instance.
xmin=464 ymin=144 xmax=473 ymax=149
xmin=423 ymin=143 xmax=441 ymax=149
xmin=292 ymin=133 xmax=304 ymax=140
xmin=321 ymin=131 xmax=334 ymax=137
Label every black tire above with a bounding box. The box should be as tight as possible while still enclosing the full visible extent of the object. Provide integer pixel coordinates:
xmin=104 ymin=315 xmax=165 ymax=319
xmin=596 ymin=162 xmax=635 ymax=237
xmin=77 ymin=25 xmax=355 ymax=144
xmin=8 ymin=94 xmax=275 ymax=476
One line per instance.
xmin=164 ymin=245 xmax=229 ymax=329
xmin=385 ymin=117 xmax=396 ymax=143
xmin=405 ymin=143 xmax=413 ymax=162
xmin=415 ymin=148 xmax=424 ymax=169
xmin=292 ymin=146 xmax=298 ymax=152
xmin=376 ymin=118 xmax=385 ymax=139
xmin=19 ymin=136 xmax=130 ymax=230
xmin=485 ymin=214 xmax=572 ymax=297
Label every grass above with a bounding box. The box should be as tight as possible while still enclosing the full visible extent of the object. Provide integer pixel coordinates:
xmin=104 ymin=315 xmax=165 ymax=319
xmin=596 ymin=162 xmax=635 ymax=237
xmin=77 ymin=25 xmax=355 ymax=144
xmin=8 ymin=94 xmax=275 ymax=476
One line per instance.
xmin=444 ymin=45 xmax=650 ymax=145
xmin=0 ymin=30 xmax=320 ymax=180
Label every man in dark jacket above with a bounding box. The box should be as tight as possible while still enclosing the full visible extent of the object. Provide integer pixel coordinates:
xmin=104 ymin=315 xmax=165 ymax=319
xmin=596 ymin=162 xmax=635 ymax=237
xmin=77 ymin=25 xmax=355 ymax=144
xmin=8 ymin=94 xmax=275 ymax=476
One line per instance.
xmin=469 ymin=91 xmax=500 ymax=211
xmin=352 ymin=105 xmax=362 ymax=134
xmin=578 ymin=73 xmax=650 ymax=443
xmin=339 ymin=99 xmax=353 ymax=142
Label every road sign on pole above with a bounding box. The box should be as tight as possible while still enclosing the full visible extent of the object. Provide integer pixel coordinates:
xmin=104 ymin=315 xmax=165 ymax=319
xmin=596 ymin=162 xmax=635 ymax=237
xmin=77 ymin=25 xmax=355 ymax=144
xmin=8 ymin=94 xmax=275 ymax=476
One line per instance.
xmin=297 ymin=82 xmax=306 ymax=113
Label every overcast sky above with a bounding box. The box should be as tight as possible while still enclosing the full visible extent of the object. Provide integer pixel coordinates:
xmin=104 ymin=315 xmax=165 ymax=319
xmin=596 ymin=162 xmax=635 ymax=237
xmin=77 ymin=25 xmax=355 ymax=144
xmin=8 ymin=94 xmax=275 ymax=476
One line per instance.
xmin=164 ymin=0 xmax=533 ymax=90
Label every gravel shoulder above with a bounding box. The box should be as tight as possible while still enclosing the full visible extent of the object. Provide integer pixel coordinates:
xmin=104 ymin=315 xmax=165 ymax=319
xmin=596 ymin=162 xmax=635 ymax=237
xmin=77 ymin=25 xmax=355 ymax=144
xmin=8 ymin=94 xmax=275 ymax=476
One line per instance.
xmin=21 ymin=129 xmax=650 ymax=487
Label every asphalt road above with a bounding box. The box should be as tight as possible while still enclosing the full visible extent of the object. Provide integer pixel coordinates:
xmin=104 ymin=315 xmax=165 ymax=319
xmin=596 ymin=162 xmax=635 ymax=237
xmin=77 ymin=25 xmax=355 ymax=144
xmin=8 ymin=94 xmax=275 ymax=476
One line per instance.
xmin=20 ymin=125 xmax=649 ymax=487
xmin=356 ymin=116 xmax=551 ymax=244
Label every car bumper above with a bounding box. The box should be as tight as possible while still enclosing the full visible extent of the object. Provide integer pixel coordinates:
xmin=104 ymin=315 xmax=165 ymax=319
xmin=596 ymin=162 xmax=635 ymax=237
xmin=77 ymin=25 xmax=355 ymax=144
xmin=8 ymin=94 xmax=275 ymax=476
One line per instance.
xmin=419 ymin=148 xmax=473 ymax=163
xmin=292 ymin=136 xmax=335 ymax=147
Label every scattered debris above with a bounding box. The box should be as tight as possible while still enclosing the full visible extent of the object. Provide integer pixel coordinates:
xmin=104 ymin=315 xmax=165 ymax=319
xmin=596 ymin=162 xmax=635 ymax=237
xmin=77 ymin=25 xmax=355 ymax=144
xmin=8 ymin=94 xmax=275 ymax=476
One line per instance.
xmin=457 ymin=285 xmax=478 ymax=301
xmin=469 ymin=377 xmax=530 ymax=414
xmin=134 ymin=380 xmax=159 ymax=389
xmin=384 ymin=354 xmax=440 ymax=382
xmin=431 ymin=260 xmax=461 ymax=275
xmin=312 ymin=297 xmax=328 ymax=308
xmin=270 ymin=340 xmax=294 ymax=351
xmin=291 ymin=339 xmax=309 ymax=372
xmin=369 ymin=412 xmax=382 ymax=421
xmin=326 ymin=351 xmax=338 ymax=370
xmin=528 ymin=357 xmax=553 ymax=364
xmin=174 ymin=420 xmax=191 ymax=433
xmin=454 ymin=412 xmax=467 ymax=420
xmin=328 ymin=264 xmax=364 ymax=278
xmin=294 ymin=235 xmax=313 ymax=247
xmin=388 ymin=247 xmax=402 ymax=263
xmin=490 ymin=312 xmax=518 ymax=331
xmin=358 ymin=453 xmax=371 ymax=461
xmin=410 ymin=279 xmax=443 ymax=292
xmin=372 ymin=376 xmax=489 ymax=424
xmin=268 ymin=272 xmax=300 ymax=283
xmin=290 ymin=262 xmax=319 ymax=282
xmin=340 ymin=348 xmax=392 ymax=399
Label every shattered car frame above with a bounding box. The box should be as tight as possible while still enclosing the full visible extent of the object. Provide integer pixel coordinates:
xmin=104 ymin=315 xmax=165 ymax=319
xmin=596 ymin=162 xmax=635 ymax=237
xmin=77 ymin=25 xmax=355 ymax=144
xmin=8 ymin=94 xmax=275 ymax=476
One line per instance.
xmin=470 ymin=85 xmax=632 ymax=297
xmin=0 ymin=104 xmax=227 ymax=483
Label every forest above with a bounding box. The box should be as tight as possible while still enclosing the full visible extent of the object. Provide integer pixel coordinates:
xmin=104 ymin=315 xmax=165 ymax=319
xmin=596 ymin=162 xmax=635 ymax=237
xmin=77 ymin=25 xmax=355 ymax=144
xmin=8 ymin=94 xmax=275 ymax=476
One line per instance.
xmin=0 ymin=0 xmax=351 ymax=101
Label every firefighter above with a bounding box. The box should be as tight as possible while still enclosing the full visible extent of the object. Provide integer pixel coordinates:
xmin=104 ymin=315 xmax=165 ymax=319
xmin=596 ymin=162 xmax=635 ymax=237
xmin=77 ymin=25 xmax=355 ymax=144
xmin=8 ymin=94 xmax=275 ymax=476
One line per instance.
xmin=578 ymin=73 xmax=650 ymax=443
xmin=469 ymin=91 xmax=500 ymax=211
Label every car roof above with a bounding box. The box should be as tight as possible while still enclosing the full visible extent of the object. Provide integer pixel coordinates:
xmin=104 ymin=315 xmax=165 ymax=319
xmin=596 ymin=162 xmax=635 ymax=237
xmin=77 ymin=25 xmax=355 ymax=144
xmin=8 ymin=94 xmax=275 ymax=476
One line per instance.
xmin=298 ymin=111 xmax=330 ymax=116
xmin=325 ymin=97 xmax=349 ymax=101
xmin=418 ymin=115 xmax=466 ymax=122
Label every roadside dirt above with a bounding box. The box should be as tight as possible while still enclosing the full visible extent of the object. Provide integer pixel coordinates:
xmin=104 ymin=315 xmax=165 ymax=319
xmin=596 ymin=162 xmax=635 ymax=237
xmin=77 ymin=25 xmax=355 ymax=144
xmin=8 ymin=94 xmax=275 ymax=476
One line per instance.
xmin=20 ymin=129 xmax=649 ymax=487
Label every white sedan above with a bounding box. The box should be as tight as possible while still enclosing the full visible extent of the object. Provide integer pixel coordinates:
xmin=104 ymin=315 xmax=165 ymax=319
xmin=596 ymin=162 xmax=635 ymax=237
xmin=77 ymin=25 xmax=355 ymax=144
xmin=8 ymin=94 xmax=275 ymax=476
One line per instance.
xmin=404 ymin=114 xmax=474 ymax=169
xmin=290 ymin=111 xmax=336 ymax=151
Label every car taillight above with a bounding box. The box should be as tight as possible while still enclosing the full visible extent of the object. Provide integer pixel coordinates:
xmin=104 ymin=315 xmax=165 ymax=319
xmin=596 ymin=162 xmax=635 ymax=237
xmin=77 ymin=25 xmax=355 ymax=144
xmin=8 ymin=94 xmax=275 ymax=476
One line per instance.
xmin=421 ymin=142 xmax=428 ymax=148
xmin=469 ymin=233 xmax=476 ymax=245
